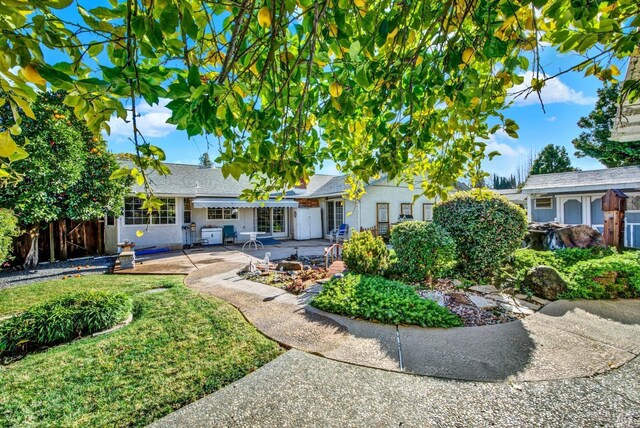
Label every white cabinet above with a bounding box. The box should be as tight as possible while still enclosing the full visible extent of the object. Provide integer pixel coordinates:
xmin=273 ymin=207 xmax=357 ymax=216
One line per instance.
xmin=201 ymin=228 xmax=223 ymax=244
xmin=293 ymin=208 xmax=322 ymax=240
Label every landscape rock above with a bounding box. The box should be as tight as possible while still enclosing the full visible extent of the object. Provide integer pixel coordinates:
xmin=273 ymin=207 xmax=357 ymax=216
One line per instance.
xmin=500 ymin=302 xmax=535 ymax=315
xmin=468 ymin=295 xmax=498 ymax=310
xmin=469 ymin=285 xmax=498 ymax=295
xmin=418 ymin=290 xmax=446 ymax=307
xmin=277 ymin=261 xmax=304 ymax=271
xmin=526 ymin=222 xmax=606 ymax=250
xmin=531 ymin=296 xmax=551 ymax=306
xmin=522 ymin=266 xmax=568 ymax=300
xmin=448 ymin=292 xmax=473 ymax=306
xmin=513 ymin=298 xmax=541 ymax=311
xmin=485 ymin=293 xmax=515 ymax=305
xmin=451 ymin=279 xmax=463 ymax=287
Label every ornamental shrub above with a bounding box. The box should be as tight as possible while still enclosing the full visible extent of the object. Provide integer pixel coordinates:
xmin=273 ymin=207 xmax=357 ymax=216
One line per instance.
xmin=0 ymin=291 xmax=132 ymax=356
xmin=390 ymin=221 xmax=457 ymax=282
xmin=564 ymin=252 xmax=640 ymax=299
xmin=0 ymin=209 xmax=19 ymax=264
xmin=433 ymin=189 xmax=528 ymax=279
xmin=311 ymin=274 xmax=462 ymax=327
xmin=342 ymin=231 xmax=390 ymax=275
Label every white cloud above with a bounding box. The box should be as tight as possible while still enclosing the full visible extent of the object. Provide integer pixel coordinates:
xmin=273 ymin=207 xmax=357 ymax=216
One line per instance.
xmin=107 ymin=98 xmax=176 ymax=140
xmin=483 ymin=130 xmax=527 ymax=158
xmin=509 ymin=71 xmax=597 ymax=106
xmin=546 ymin=115 xmax=557 ymax=122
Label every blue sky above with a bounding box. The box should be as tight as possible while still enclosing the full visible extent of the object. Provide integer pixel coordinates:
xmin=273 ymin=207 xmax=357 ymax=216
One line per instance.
xmin=105 ymin=46 xmax=624 ymax=178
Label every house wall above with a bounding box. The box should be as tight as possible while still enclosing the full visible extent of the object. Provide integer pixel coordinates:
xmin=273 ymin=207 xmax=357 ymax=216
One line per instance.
xmin=118 ymin=197 xmax=185 ymax=250
xmin=189 ymin=207 xmax=255 ymax=242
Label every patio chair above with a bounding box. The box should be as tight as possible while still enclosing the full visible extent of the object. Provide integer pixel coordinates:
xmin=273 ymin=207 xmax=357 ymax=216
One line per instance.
xmin=223 ymin=225 xmax=237 ymax=245
xmin=331 ymin=223 xmax=349 ymax=243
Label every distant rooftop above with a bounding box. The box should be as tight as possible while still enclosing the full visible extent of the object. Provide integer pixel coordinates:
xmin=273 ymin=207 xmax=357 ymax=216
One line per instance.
xmin=522 ymin=165 xmax=640 ymax=194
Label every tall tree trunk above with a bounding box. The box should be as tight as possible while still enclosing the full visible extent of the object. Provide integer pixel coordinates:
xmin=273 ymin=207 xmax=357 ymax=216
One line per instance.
xmin=22 ymin=226 xmax=39 ymax=270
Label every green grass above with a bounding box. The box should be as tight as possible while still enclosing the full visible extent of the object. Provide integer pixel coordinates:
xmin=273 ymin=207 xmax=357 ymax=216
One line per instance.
xmin=0 ymin=275 xmax=283 ymax=427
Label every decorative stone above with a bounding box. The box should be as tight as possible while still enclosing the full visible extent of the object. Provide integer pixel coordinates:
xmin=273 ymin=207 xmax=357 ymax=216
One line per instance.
xmin=515 ymin=293 xmax=528 ymax=300
xmin=419 ymin=290 xmax=446 ymax=307
xmin=522 ymin=266 xmax=568 ymax=300
xmin=513 ymin=298 xmax=541 ymax=311
xmin=469 ymin=285 xmax=498 ymax=295
xmin=531 ymin=296 xmax=551 ymax=306
xmin=485 ymin=293 xmax=515 ymax=305
xmin=499 ymin=302 xmax=535 ymax=315
xmin=448 ymin=292 xmax=473 ymax=306
xmin=277 ymin=260 xmax=304 ymax=271
xmin=468 ymin=295 xmax=498 ymax=310
xmin=451 ymin=279 xmax=463 ymax=287
xmin=118 ymin=251 xmax=135 ymax=270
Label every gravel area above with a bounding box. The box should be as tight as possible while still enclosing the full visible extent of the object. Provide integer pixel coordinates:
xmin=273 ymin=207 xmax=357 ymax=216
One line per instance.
xmin=0 ymin=256 xmax=116 ymax=289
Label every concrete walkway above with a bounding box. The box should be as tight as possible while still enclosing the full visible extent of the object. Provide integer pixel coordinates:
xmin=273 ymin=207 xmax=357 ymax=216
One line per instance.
xmin=151 ymin=349 xmax=640 ymax=428
xmin=186 ymin=265 xmax=640 ymax=382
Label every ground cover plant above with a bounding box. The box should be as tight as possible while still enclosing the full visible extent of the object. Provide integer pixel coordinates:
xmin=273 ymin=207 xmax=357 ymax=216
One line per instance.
xmin=390 ymin=221 xmax=457 ymax=283
xmin=507 ymin=248 xmax=640 ymax=300
xmin=0 ymin=275 xmax=282 ymax=427
xmin=0 ymin=291 xmax=131 ymax=356
xmin=311 ymin=274 xmax=462 ymax=328
xmin=433 ymin=189 xmax=528 ymax=279
xmin=342 ymin=231 xmax=390 ymax=275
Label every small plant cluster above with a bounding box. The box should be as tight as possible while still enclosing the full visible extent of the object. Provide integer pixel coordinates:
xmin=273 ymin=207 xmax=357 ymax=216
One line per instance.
xmin=0 ymin=291 xmax=132 ymax=356
xmin=311 ymin=274 xmax=462 ymax=328
xmin=342 ymin=231 xmax=390 ymax=275
xmin=433 ymin=189 xmax=528 ymax=279
xmin=508 ymin=248 xmax=640 ymax=299
xmin=390 ymin=221 xmax=457 ymax=282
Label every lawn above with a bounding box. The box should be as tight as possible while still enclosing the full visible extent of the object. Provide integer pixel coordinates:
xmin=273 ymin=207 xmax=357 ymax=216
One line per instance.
xmin=0 ymin=275 xmax=283 ymax=427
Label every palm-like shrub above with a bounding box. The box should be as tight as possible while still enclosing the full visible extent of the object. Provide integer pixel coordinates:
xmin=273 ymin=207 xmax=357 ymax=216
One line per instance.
xmin=390 ymin=221 xmax=457 ymax=282
xmin=342 ymin=231 xmax=390 ymax=275
xmin=433 ymin=189 xmax=528 ymax=279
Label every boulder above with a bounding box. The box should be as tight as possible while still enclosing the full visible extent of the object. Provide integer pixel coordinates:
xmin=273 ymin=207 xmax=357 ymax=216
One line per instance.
xmin=276 ymin=260 xmax=304 ymax=271
xmin=526 ymin=222 xmax=606 ymax=250
xmin=522 ymin=266 xmax=567 ymax=300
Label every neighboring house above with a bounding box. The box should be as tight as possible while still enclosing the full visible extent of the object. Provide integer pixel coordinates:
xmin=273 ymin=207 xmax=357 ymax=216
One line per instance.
xmin=104 ymin=162 xmax=468 ymax=253
xmin=492 ymin=189 xmax=526 ymax=209
xmin=521 ymin=165 xmax=640 ymax=248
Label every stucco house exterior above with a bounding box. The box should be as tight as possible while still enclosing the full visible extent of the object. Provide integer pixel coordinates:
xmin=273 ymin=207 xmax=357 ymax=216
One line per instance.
xmin=104 ymin=162 xmax=468 ymax=253
xmin=521 ymin=165 xmax=640 ymax=248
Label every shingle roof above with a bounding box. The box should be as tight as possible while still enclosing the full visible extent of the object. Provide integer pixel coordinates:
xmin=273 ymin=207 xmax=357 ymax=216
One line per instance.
xmin=492 ymin=188 xmax=526 ymax=201
xmin=521 ymin=165 xmax=640 ymax=194
xmin=121 ymin=161 xmax=470 ymax=198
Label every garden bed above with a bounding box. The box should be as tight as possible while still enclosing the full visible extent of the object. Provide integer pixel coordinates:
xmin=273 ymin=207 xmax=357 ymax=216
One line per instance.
xmin=239 ymin=257 xmax=329 ymax=294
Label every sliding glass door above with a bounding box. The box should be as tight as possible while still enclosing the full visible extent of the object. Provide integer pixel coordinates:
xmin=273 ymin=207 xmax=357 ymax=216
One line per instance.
xmin=326 ymin=200 xmax=344 ymax=232
xmin=256 ymin=207 xmax=287 ymax=236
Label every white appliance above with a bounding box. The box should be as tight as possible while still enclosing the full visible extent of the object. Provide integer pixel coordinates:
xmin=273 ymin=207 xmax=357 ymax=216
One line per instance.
xmin=293 ymin=207 xmax=322 ymax=240
xmin=200 ymin=227 xmax=223 ymax=245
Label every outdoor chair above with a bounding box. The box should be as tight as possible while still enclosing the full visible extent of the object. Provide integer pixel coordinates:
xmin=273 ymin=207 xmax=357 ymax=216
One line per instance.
xmin=223 ymin=225 xmax=237 ymax=245
xmin=329 ymin=223 xmax=349 ymax=243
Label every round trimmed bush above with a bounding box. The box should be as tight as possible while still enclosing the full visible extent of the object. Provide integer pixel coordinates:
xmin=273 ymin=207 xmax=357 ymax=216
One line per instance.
xmin=0 ymin=291 xmax=132 ymax=356
xmin=342 ymin=230 xmax=390 ymax=275
xmin=390 ymin=221 xmax=457 ymax=282
xmin=433 ymin=189 xmax=528 ymax=279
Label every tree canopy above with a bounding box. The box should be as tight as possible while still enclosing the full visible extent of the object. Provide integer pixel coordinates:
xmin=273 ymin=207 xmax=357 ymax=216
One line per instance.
xmin=199 ymin=152 xmax=213 ymax=167
xmin=572 ymin=83 xmax=640 ymax=167
xmin=530 ymin=144 xmax=576 ymax=175
xmin=0 ymin=91 xmax=129 ymax=267
xmin=0 ymin=0 xmax=638 ymax=203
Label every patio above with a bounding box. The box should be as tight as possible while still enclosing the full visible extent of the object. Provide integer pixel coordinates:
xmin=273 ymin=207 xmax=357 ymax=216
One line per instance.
xmin=113 ymin=239 xmax=333 ymax=275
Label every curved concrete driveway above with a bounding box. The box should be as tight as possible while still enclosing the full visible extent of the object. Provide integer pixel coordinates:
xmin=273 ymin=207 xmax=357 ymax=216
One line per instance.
xmin=186 ymin=264 xmax=640 ymax=382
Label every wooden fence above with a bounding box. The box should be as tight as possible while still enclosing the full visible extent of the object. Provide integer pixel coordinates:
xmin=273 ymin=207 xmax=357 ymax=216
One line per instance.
xmin=13 ymin=219 xmax=104 ymax=265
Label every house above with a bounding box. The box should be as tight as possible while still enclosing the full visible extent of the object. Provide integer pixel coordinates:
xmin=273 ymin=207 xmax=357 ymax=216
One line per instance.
xmin=104 ymin=162 xmax=468 ymax=253
xmin=521 ymin=165 xmax=640 ymax=248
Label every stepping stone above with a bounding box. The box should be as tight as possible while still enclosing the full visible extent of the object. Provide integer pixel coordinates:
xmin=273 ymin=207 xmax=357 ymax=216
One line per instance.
xmin=469 ymin=285 xmax=498 ymax=294
xmin=531 ymin=296 xmax=551 ymax=306
xmin=514 ymin=298 xmax=541 ymax=311
xmin=419 ymin=290 xmax=445 ymax=307
xmin=485 ymin=293 xmax=515 ymax=305
xmin=499 ymin=302 xmax=535 ymax=315
xmin=468 ymin=295 xmax=498 ymax=310
xmin=515 ymin=293 xmax=528 ymax=300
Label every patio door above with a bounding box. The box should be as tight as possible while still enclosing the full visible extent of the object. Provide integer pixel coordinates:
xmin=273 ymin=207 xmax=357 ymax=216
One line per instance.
xmin=377 ymin=203 xmax=390 ymax=235
xmin=256 ymin=207 xmax=287 ymax=237
xmin=326 ymin=200 xmax=344 ymax=232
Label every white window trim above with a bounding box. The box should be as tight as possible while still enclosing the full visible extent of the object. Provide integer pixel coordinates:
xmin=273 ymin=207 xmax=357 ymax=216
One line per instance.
xmin=207 ymin=207 xmax=239 ymax=221
xmin=534 ymin=197 xmax=553 ymax=210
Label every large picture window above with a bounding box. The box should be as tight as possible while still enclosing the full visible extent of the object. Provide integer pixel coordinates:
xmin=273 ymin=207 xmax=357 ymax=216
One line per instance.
xmin=207 ymin=208 xmax=238 ymax=220
xmin=124 ymin=197 xmax=176 ymax=225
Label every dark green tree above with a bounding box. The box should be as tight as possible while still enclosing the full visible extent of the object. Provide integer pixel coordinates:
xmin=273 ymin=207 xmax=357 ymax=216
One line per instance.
xmin=199 ymin=152 xmax=213 ymax=168
xmin=530 ymin=144 xmax=577 ymax=175
xmin=572 ymin=83 xmax=640 ymax=167
xmin=491 ymin=174 xmax=517 ymax=189
xmin=0 ymin=209 xmax=19 ymax=265
xmin=0 ymin=92 xmax=129 ymax=269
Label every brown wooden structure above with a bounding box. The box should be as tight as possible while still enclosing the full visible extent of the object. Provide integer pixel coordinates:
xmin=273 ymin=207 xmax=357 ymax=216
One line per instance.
xmin=602 ymin=189 xmax=627 ymax=250
xmin=13 ymin=219 xmax=104 ymax=266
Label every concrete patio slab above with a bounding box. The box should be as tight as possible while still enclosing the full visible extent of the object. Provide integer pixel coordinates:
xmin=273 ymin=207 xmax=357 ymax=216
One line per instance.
xmin=150 ymin=350 xmax=640 ymax=428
